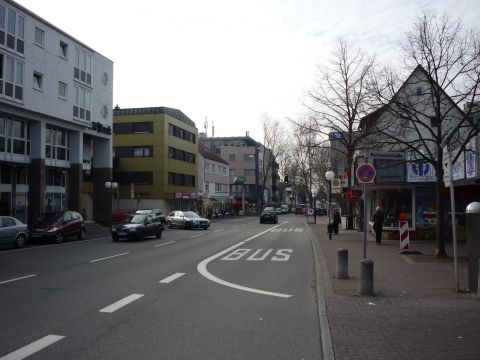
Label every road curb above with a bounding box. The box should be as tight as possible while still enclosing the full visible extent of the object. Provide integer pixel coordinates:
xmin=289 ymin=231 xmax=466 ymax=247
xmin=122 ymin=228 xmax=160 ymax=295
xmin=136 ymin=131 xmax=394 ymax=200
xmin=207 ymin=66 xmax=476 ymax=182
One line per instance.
xmin=306 ymin=224 xmax=335 ymax=360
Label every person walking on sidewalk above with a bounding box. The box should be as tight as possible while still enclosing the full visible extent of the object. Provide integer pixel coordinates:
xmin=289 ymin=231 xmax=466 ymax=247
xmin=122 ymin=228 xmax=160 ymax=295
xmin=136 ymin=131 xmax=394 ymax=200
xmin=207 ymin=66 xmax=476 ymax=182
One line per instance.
xmin=373 ymin=206 xmax=384 ymax=244
xmin=332 ymin=208 xmax=341 ymax=235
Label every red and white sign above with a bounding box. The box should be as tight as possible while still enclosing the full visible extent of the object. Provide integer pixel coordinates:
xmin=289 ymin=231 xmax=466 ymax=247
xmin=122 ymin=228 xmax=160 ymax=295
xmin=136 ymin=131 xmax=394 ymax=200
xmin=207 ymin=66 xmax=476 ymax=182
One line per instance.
xmin=399 ymin=221 xmax=410 ymax=250
xmin=356 ymin=163 xmax=376 ymax=184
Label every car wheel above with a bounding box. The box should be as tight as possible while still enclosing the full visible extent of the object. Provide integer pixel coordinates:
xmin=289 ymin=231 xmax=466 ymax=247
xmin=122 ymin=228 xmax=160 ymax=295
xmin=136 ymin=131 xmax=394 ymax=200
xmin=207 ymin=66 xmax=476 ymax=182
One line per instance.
xmin=184 ymin=222 xmax=190 ymax=230
xmin=112 ymin=235 xmax=119 ymax=242
xmin=54 ymin=232 xmax=64 ymax=244
xmin=138 ymin=232 xmax=145 ymax=241
xmin=156 ymin=230 xmax=162 ymax=239
xmin=14 ymin=234 xmax=26 ymax=248
xmin=203 ymin=226 xmax=208 ymax=230
xmin=78 ymin=228 xmax=86 ymax=240
xmin=167 ymin=221 xmax=172 ymax=229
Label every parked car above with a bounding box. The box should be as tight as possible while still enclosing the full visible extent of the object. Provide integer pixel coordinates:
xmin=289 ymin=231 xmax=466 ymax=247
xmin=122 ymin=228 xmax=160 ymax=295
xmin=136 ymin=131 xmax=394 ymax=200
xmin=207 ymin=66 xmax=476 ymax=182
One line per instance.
xmin=111 ymin=213 xmax=163 ymax=242
xmin=260 ymin=207 xmax=278 ymax=224
xmin=0 ymin=216 xmax=28 ymax=249
xmin=275 ymin=207 xmax=283 ymax=215
xmin=135 ymin=209 xmax=166 ymax=226
xmin=29 ymin=211 xmax=85 ymax=244
xmin=166 ymin=211 xmax=210 ymax=229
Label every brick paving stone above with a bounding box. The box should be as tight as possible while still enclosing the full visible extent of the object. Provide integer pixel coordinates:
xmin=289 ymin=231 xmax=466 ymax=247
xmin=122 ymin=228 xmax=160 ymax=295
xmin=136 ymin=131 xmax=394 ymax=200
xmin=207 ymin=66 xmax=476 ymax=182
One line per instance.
xmin=309 ymin=216 xmax=480 ymax=360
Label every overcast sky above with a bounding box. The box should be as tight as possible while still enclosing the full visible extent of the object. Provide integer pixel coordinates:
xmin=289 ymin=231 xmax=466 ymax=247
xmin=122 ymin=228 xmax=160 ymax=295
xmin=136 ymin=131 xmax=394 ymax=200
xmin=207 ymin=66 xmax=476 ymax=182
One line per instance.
xmin=16 ymin=0 xmax=480 ymax=141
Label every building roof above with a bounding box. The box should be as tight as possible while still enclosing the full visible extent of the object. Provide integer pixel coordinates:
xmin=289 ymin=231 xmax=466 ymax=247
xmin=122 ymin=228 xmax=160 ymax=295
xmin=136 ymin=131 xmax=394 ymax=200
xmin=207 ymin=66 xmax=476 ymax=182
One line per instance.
xmin=199 ymin=143 xmax=229 ymax=165
xmin=113 ymin=106 xmax=196 ymax=128
xmin=201 ymin=136 xmax=259 ymax=146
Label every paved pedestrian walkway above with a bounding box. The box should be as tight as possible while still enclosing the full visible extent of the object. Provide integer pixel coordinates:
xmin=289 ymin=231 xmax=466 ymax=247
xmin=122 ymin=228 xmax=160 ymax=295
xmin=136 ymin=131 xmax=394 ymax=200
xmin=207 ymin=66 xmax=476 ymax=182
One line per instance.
xmin=308 ymin=216 xmax=480 ymax=360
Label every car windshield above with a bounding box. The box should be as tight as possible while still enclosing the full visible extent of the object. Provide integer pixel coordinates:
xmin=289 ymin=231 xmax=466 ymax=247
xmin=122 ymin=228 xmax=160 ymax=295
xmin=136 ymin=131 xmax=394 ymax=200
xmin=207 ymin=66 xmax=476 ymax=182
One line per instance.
xmin=127 ymin=214 xmax=147 ymax=224
xmin=135 ymin=210 xmax=152 ymax=214
xmin=263 ymin=207 xmax=274 ymax=213
xmin=184 ymin=211 xmax=200 ymax=218
xmin=36 ymin=212 xmax=63 ymax=222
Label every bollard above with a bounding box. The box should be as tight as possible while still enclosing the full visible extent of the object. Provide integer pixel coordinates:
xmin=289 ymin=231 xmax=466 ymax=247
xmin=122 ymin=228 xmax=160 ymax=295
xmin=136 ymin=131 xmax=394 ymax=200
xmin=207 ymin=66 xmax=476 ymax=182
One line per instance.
xmin=478 ymin=259 xmax=480 ymax=297
xmin=336 ymin=248 xmax=349 ymax=279
xmin=466 ymin=202 xmax=480 ymax=292
xmin=359 ymin=259 xmax=374 ymax=296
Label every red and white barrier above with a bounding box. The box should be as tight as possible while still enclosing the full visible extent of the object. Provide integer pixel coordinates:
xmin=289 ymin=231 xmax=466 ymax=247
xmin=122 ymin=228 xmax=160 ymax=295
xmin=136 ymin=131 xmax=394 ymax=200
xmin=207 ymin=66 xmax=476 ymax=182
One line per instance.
xmin=399 ymin=221 xmax=410 ymax=250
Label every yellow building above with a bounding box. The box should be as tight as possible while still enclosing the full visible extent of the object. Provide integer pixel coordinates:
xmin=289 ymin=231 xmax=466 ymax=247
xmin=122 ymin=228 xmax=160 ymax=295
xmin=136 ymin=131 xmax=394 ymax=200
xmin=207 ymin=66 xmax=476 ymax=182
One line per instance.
xmin=112 ymin=107 xmax=199 ymax=213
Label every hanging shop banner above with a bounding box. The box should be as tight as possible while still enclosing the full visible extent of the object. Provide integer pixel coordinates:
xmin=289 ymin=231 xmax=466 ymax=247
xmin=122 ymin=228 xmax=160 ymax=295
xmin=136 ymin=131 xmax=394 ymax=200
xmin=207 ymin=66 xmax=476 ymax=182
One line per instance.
xmin=406 ymin=154 xmax=436 ymax=182
xmin=466 ymin=139 xmax=476 ymax=179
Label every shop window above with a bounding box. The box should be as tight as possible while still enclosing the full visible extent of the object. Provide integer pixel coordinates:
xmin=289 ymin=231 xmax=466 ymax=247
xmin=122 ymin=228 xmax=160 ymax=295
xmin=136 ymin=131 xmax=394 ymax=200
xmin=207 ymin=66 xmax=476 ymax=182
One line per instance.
xmin=371 ymin=188 xmax=413 ymax=228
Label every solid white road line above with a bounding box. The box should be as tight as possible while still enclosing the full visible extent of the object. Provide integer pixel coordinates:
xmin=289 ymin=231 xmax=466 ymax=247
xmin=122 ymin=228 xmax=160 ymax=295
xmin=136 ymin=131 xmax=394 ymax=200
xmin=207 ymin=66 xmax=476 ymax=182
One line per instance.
xmin=154 ymin=241 xmax=175 ymax=247
xmin=0 ymin=335 xmax=65 ymax=360
xmin=197 ymin=222 xmax=292 ymax=298
xmin=0 ymin=274 xmax=37 ymax=285
xmin=159 ymin=273 xmax=186 ymax=283
xmin=99 ymin=294 xmax=144 ymax=313
xmin=89 ymin=252 xmax=129 ymax=263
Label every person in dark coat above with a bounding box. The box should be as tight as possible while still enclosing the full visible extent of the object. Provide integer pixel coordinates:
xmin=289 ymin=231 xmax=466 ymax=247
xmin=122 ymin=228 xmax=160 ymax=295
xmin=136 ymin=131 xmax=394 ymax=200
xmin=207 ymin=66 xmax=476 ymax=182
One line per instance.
xmin=372 ymin=206 xmax=385 ymax=244
xmin=332 ymin=208 xmax=341 ymax=235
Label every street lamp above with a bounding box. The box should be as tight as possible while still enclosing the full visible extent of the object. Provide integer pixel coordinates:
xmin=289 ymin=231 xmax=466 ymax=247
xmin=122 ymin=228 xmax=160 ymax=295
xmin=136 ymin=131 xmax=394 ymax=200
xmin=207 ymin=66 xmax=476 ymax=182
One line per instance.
xmin=105 ymin=181 xmax=118 ymax=229
xmin=325 ymin=171 xmax=335 ymax=238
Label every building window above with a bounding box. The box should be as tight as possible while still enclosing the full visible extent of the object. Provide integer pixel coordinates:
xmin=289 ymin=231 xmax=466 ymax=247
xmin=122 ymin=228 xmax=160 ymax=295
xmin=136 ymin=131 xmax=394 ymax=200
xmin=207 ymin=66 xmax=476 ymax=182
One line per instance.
xmin=33 ymin=72 xmax=42 ymax=90
xmin=215 ymin=183 xmax=223 ymax=192
xmin=229 ymin=169 xmax=235 ymax=176
xmin=0 ymin=116 xmax=30 ymax=155
xmin=168 ymin=146 xmax=195 ymax=163
xmin=116 ymin=171 xmax=153 ymax=185
xmin=244 ymin=154 xmax=255 ymax=161
xmin=0 ymin=6 xmax=24 ymax=54
xmin=229 ymin=154 xmax=235 ymax=161
xmin=58 ymin=81 xmax=67 ymax=98
xmin=74 ymin=47 xmax=92 ymax=85
xmin=244 ymin=169 xmax=255 ymax=176
xmin=168 ymin=172 xmax=195 ymax=187
xmin=73 ymin=85 xmax=91 ymax=121
xmin=0 ymin=53 xmax=24 ymax=101
xmin=45 ymin=126 xmax=69 ymax=161
xmin=133 ymin=147 xmax=151 ymax=157
xmin=34 ymin=27 xmax=44 ymax=47
xmin=168 ymin=123 xmax=196 ymax=143
xmin=59 ymin=41 xmax=68 ymax=58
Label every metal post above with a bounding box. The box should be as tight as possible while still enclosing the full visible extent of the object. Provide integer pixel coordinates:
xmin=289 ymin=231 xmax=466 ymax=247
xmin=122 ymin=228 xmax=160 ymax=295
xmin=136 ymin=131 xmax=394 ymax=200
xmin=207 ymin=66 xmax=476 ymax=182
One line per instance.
xmin=242 ymin=184 xmax=245 ymax=216
xmin=363 ymin=184 xmax=368 ymax=259
xmin=446 ymin=149 xmax=459 ymax=291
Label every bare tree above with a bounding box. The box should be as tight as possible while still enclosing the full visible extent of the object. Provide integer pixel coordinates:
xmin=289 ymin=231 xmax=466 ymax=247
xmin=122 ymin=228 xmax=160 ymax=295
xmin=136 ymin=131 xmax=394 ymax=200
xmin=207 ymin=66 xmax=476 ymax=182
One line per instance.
xmin=306 ymin=38 xmax=379 ymax=228
xmin=370 ymin=9 xmax=480 ymax=257
xmin=259 ymin=114 xmax=285 ymax=209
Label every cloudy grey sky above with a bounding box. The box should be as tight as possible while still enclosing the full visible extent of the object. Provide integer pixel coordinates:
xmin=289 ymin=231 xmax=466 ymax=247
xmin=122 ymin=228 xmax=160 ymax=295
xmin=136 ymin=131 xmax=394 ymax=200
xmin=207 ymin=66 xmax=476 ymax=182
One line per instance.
xmin=16 ymin=0 xmax=480 ymax=141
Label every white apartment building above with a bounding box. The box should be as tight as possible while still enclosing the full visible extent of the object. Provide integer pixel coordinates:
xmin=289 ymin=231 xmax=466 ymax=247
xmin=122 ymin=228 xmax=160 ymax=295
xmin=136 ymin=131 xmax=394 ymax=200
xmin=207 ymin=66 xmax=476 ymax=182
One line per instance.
xmin=0 ymin=0 xmax=113 ymax=224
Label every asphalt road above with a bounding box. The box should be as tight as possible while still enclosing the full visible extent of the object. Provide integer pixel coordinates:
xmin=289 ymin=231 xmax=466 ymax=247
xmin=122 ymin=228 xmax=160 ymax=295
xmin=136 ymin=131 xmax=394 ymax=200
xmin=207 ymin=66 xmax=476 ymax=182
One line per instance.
xmin=0 ymin=215 xmax=323 ymax=360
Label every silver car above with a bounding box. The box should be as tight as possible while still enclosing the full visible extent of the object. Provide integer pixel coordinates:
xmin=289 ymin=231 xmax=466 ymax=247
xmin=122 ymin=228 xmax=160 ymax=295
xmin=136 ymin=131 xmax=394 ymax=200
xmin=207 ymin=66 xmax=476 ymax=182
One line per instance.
xmin=166 ymin=211 xmax=210 ymax=230
xmin=0 ymin=216 xmax=28 ymax=249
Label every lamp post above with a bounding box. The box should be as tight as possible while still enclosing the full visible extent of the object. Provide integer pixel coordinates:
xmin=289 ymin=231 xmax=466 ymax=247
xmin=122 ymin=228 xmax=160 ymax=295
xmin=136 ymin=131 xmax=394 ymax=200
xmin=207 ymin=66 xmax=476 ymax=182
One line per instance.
xmin=325 ymin=171 xmax=335 ymax=239
xmin=105 ymin=181 xmax=118 ymax=229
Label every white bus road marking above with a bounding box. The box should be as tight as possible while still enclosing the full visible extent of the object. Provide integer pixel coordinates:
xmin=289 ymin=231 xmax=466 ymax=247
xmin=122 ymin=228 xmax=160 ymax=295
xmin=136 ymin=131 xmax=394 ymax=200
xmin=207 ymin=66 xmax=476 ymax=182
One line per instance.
xmin=159 ymin=273 xmax=186 ymax=283
xmin=99 ymin=294 xmax=144 ymax=313
xmin=0 ymin=274 xmax=37 ymax=285
xmin=197 ymin=222 xmax=292 ymax=298
xmin=0 ymin=334 xmax=65 ymax=360
xmin=154 ymin=241 xmax=176 ymax=247
xmin=89 ymin=252 xmax=129 ymax=263
xmin=270 ymin=228 xmax=303 ymax=232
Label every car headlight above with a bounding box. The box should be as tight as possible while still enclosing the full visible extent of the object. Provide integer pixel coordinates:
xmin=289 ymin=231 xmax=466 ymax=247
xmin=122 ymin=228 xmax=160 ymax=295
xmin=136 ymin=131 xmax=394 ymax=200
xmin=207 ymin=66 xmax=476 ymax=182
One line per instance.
xmin=47 ymin=227 xmax=59 ymax=233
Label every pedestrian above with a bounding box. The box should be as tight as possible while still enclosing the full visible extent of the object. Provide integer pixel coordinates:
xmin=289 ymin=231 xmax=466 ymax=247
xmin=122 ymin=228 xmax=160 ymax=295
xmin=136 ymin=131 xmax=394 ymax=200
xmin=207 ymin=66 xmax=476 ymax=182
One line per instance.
xmin=332 ymin=208 xmax=341 ymax=235
xmin=372 ymin=206 xmax=384 ymax=244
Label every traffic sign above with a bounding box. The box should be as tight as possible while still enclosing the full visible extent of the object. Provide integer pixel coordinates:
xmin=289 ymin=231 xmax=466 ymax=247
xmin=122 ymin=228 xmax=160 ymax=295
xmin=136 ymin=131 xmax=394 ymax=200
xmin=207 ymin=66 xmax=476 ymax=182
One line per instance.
xmin=233 ymin=176 xmax=246 ymax=185
xmin=356 ymin=163 xmax=376 ymax=183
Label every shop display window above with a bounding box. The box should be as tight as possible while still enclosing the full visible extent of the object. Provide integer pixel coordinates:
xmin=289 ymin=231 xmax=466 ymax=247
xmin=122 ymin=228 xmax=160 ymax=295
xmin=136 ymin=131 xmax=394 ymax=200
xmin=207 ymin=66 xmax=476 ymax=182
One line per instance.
xmin=371 ymin=188 xmax=413 ymax=228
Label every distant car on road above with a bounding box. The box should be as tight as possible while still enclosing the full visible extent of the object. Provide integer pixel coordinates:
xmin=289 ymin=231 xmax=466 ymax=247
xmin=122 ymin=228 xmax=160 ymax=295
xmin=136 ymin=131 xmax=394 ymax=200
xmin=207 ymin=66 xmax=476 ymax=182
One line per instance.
xmin=0 ymin=216 xmax=28 ymax=249
xmin=111 ymin=213 xmax=163 ymax=242
xmin=166 ymin=211 xmax=210 ymax=229
xmin=275 ymin=207 xmax=283 ymax=215
xmin=260 ymin=207 xmax=278 ymax=224
xmin=29 ymin=211 xmax=85 ymax=244
xmin=295 ymin=207 xmax=304 ymax=215
xmin=135 ymin=209 xmax=166 ymax=225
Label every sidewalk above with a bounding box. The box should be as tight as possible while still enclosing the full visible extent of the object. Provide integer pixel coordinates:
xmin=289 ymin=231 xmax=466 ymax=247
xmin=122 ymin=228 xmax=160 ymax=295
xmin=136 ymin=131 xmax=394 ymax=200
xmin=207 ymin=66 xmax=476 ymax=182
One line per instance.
xmin=309 ymin=216 xmax=480 ymax=360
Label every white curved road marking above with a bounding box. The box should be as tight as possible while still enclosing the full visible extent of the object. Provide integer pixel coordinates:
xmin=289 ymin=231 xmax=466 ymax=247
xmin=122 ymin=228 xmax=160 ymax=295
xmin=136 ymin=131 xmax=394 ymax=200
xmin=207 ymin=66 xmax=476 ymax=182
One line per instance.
xmin=197 ymin=222 xmax=292 ymax=298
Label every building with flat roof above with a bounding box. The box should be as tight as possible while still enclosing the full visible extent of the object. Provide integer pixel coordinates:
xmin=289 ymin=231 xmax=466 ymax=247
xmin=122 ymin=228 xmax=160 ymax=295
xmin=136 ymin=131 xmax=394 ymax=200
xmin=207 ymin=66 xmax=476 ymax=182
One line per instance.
xmin=112 ymin=106 xmax=199 ymax=213
xmin=0 ymin=0 xmax=113 ymax=224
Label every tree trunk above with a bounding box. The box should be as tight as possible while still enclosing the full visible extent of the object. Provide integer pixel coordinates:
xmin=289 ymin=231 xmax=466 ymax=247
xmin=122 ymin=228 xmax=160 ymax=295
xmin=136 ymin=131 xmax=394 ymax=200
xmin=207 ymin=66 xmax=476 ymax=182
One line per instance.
xmin=435 ymin=172 xmax=447 ymax=257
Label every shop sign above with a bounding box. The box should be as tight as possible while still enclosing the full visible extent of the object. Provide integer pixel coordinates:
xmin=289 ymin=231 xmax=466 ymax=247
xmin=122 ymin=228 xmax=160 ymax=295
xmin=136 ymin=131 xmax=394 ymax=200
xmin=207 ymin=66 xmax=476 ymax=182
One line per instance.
xmin=374 ymin=159 xmax=405 ymax=183
xmin=406 ymin=154 xmax=436 ymax=182
xmin=370 ymin=152 xmax=404 ymax=160
xmin=466 ymin=139 xmax=476 ymax=179
xmin=175 ymin=192 xmax=182 ymax=199
xmin=182 ymin=192 xmax=190 ymax=199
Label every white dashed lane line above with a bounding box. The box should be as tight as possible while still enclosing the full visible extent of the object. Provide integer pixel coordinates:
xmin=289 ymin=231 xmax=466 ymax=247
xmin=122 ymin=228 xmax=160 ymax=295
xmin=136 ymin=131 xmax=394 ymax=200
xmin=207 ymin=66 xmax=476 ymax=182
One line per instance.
xmin=159 ymin=273 xmax=186 ymax=283
xmin=0 ymin=334 xmax=65 ymax=360
xmin=99 ymin=294 xmax=144 ymax=313
xmin=214 ymin=229 xmax=224 ymax=232
xmin=190 ymin=234 xmax=204 ymax=238
xmin=89 ymin=252 xmax=129 ymax=263
xmin=154 ymin=241 xmax=176 ymax=247
xmin=0 ymin=274 xmax=37 ymax=285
